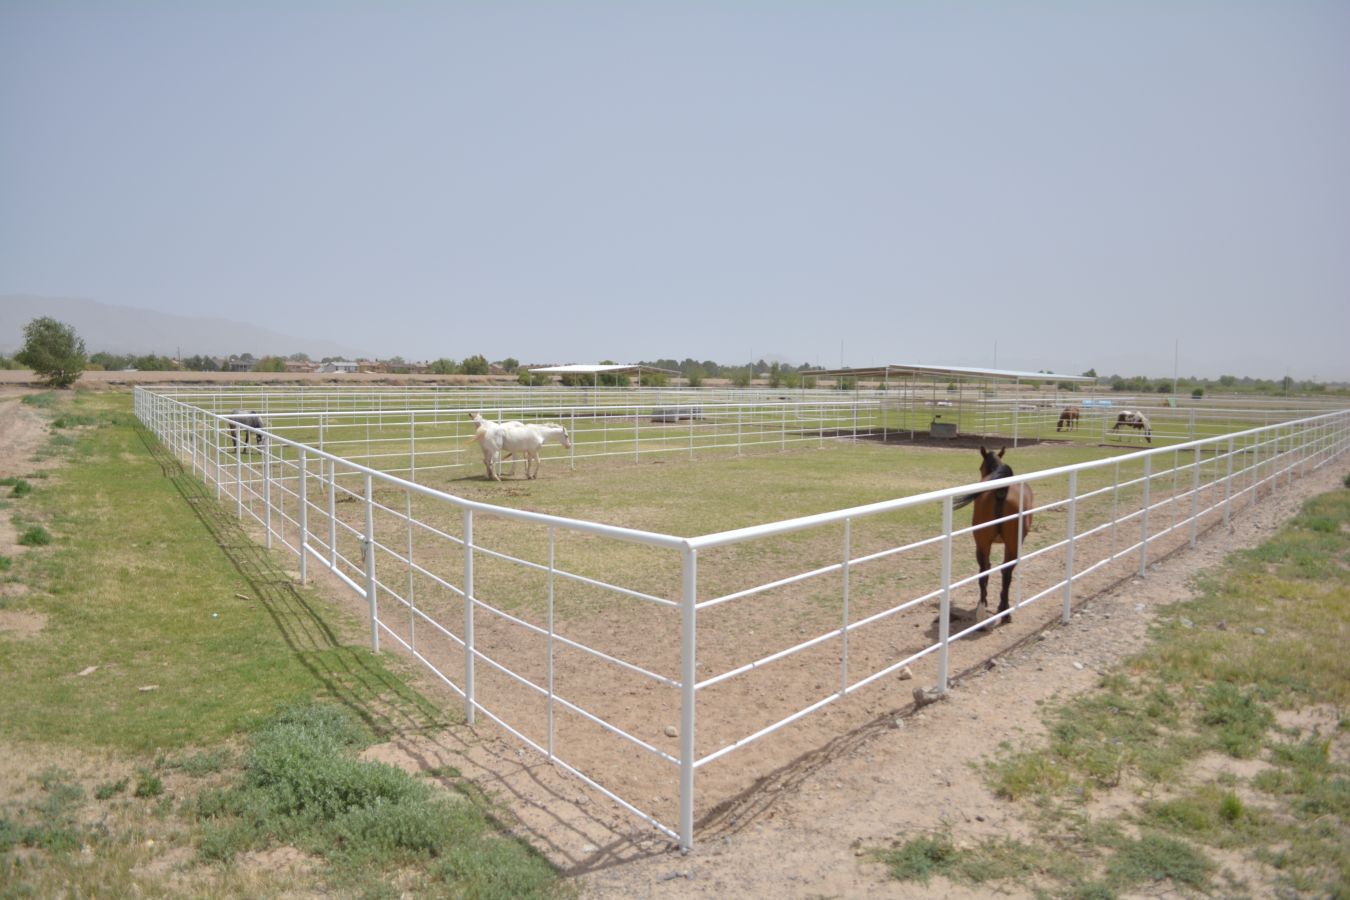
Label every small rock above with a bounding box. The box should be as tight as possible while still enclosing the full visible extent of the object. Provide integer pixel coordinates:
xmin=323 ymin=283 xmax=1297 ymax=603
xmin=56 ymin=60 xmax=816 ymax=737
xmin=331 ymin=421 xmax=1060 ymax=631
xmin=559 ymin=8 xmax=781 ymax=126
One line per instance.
xmin=912 ymin=686 xmax=944 ymax=708
xmin=138 ymin=684 xmax=159 ymax=693
xmin=1072 ymin=661 xmax=1085 ymax=671
xmin=1180 ymin=617 xmax=1194 ymax=629
xmin=77 ymin=666 xmax=98 ymax=677
xmin=664 ymin=725 xmax=678 ymax=738
xmin=1252 ymin=627 xmax=1267 ymax=636
xmin=975 ymin=814 xmax=986 ymax=822
xmin=1216 ymin=621 xmax=1228 ymax=630
xmin=891 ymin=718 xmax=905 ymax=729
xmin=581 ymin=844 xmax=597 ymax=854
xmin=897 ymin=666 xmax=914 ymax=681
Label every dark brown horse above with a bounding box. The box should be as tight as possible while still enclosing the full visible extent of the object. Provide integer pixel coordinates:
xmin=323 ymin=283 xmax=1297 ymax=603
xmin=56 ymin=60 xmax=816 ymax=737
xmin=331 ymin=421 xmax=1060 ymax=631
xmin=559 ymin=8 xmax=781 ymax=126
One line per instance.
xmin=1056 ymin=406 xmax=1080 ymax=431
xmin=953 ymin=446 xmax=1034 ymax=626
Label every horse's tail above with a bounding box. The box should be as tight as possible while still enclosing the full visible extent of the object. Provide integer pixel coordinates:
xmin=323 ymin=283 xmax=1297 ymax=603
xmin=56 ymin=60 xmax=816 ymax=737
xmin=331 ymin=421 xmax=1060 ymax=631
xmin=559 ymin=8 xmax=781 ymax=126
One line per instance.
xmin=952 ymin=491 xmax=980 ymax=510
xmin=992 ymin=486 xmax=1010 ymax=522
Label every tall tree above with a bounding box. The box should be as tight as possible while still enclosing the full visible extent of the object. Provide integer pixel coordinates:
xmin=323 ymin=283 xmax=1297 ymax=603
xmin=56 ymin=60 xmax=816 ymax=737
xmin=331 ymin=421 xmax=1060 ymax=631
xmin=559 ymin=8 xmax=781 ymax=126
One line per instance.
xmin=16 ymin=317 xmax=86 ymax=387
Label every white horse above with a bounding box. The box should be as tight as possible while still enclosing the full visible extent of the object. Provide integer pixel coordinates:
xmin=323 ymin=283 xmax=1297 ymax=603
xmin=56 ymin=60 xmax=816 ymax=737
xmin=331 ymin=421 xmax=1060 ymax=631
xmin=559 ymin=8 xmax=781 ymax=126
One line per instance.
xmin=1111 ymin=410 xmax=1152 ymax=443
xmin=469 ymin=413 xmax=572 ymax=480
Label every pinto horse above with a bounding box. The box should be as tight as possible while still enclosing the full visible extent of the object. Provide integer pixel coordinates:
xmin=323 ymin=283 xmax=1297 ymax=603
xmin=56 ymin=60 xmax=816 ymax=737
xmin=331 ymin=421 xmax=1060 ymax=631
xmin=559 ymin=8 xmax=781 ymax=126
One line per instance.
xmin=952 ymin=446 xmax=1034 ymax=627
xmin=1111 ymin=410 xmax=1152 ymax=443
xmin=1056 ymin=406 xmax=1080 ymax=432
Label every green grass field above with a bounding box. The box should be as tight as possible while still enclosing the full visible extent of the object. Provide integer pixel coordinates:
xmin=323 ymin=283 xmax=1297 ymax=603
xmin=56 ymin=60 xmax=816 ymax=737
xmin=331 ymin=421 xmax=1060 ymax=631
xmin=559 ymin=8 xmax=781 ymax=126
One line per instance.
xmin=0 ymin=390 xmax=566 ymax=898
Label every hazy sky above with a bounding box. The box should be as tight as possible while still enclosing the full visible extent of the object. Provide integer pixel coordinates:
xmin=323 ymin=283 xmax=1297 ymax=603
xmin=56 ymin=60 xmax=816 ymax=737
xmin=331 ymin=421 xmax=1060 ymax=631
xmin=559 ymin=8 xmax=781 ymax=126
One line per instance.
xmin=3 ymin=2 xmax=1348 ymax=379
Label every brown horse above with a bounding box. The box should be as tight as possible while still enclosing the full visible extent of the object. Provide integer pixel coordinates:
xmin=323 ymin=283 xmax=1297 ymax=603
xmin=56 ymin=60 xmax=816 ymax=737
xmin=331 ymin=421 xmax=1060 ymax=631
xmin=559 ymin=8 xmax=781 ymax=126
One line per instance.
xmin=953 ymin=446 xmax=1034 ymax=626
xmin=1056 ymin=406 xmax=1080 ymax=431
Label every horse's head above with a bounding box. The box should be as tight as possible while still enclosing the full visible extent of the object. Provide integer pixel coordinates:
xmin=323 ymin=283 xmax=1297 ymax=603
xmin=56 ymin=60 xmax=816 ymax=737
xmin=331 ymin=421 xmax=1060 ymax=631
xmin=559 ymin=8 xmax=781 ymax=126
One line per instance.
xmin=559 ymin=426 xmax=572 ymax=449
xmin=977 ymin=445 xmax=1008 ymax=480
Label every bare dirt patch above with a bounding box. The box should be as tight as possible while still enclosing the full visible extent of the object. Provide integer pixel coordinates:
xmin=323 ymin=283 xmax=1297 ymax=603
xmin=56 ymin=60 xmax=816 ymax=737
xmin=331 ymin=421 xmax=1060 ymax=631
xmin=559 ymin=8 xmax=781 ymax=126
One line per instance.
xmin=0 ymin=395 xmax=51 ymax=480
xmin=0 ymin=609 xmax=47 ymax=640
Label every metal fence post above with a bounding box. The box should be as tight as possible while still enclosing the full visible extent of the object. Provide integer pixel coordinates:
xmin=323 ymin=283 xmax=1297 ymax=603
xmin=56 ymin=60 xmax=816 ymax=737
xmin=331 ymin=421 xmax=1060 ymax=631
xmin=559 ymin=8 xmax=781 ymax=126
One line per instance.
xmin=364 ymin=473 xmax=378 ymax=653
xmin=264 ymin=439 xmax=273 ymax=549
xmin=464 ymin=508 xmax=476 ymax=725
xmin=235 ymin=439 xmax=243 ymax=520
xmin=1139 ymin=455 xmax=1151 ymax=576
xmin=299 ymin=448 xmax=309 ymax=585
xmin=547 ymin=526 xmax=556 ymax=760
xmin=840 ymin=518 xmax=851 ymax=696
xmin=1223 ymin=436 xmax=1234 ymax=529
xmin=1063 ymin=471 xmax=1077 ymax=624
xmin=214 ymin=415 xmax=223 ymax=500
xmin=679 ymin=543 xmax=697 ymax=853
xmin=328 ymin=459 xmax=338 ymax=568
xmin=1190 ymin=446 xmax=1201 ymax=548
xmin=938 ymin=497 xmax=953 ymax=694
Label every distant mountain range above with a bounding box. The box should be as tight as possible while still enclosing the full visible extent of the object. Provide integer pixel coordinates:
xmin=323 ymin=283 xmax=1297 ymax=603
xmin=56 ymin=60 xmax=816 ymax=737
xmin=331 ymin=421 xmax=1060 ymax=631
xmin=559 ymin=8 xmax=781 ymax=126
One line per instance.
xmin=0 ymin=296 xmax=369 ymax=360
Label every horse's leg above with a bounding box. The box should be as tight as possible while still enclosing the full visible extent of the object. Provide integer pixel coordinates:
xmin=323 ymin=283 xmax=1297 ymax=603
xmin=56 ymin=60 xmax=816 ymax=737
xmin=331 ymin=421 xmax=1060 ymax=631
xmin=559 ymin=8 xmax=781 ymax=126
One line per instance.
xmin=999 ymin=527 xmax=1020 ymax=623
xmin=975 ymin=543 xmax=991 ymax=623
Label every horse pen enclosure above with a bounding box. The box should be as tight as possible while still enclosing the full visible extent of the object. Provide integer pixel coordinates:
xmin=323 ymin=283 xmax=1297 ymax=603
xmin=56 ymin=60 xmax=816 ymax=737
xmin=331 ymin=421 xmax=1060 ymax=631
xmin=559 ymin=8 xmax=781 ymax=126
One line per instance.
xmin=135 ymin=386 xmax=1350 ymax=851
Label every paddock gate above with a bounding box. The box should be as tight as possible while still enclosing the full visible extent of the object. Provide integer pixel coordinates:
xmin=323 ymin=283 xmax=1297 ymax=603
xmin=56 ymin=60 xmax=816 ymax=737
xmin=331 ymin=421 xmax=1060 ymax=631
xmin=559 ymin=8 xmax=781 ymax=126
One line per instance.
xmin=135 ymin=386 xmax=1350 ymax=850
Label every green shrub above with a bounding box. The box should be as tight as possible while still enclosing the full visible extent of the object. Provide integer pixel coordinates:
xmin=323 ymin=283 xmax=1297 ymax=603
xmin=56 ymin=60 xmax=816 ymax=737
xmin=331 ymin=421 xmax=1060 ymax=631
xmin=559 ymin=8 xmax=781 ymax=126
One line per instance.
xmin=94 ymin=778 xmax=129 ymax=800
xmin=10 ymin=479 xmax=32 ymax=498
xmin=18 ymin=526 xmax=52 ymax=546
xmin=21 ymin=393 xmax=56 ymax=408
xmin=134 ymin=771 xmax=164 ymax=798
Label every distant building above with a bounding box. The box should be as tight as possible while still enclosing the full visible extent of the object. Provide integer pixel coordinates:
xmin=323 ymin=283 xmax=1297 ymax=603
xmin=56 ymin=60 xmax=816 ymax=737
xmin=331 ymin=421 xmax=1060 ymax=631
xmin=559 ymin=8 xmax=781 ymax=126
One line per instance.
xmin=318 ymin=360 xmax=359 ymax=374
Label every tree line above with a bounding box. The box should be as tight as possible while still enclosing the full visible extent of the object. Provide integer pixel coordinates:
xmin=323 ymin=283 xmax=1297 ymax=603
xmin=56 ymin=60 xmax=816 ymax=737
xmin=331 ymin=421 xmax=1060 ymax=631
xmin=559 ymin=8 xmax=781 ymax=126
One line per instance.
xmin=3 ymin=316 xmax=1344 ymax=396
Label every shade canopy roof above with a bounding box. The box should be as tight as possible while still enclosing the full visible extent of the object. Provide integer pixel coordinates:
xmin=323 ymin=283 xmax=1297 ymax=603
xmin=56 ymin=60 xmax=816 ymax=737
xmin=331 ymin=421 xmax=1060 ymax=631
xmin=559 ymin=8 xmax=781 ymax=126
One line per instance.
xmin=529 ymin=363 xmax=682 ymax=376
xmin=802 ymin=363 xmax=1096 ymax=383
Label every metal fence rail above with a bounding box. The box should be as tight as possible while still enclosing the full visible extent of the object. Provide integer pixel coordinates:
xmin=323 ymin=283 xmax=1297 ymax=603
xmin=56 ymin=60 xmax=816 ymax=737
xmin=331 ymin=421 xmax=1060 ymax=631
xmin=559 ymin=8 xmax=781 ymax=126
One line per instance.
xmin=134 ymin=386 xmax=1350 ymax=851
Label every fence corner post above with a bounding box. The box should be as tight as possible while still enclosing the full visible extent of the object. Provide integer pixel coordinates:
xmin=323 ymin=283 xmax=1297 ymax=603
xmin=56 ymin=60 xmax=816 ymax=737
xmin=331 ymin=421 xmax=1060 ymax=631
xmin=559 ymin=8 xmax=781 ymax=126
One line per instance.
xmin=679 ymin=543 xmax=698 ymax=853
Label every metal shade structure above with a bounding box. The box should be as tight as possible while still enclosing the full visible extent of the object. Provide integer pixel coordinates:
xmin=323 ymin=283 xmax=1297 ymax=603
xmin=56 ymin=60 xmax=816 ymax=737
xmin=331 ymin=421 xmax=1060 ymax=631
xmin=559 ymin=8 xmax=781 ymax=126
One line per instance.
xmin=802 ymin=363 xmax=1098 ymax=446
xmin=801 ymin=363 xmax=1096 ymax=384
xmin=529 ymin=363 xmax=683 ymax=391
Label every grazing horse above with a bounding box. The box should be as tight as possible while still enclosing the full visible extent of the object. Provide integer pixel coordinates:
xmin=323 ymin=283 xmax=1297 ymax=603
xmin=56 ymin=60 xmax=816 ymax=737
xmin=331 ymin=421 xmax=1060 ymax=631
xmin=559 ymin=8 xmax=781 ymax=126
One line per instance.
xmin=501 ymin=422 xmax=572 ymax=479
xmin=469 ymin=413 xmax=571 ymax=480
xmin=1111 ymin=410 xmax=1152 ymax=443
xmin=225 ymin=410 xmax=265 ymax=451
xmin=1056 ymin=406 xmax=1080 ymax=432
xmin=952 ymin=446 xmax=1034 ymax=627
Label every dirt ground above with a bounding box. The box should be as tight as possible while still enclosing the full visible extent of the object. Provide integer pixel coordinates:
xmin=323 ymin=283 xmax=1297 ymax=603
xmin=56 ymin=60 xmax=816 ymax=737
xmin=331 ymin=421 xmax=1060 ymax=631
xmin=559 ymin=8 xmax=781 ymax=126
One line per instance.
xmin=5 ymin=379 xmax=1345 ymax=897
xmin=344 ymin=460 xmax=1343 ymax=898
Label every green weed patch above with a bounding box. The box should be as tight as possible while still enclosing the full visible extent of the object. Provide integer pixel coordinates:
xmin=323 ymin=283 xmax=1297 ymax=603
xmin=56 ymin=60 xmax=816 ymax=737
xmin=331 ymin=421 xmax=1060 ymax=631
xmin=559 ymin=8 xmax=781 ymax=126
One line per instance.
xmin=882 ymin=483 xmax=1350 ymax=897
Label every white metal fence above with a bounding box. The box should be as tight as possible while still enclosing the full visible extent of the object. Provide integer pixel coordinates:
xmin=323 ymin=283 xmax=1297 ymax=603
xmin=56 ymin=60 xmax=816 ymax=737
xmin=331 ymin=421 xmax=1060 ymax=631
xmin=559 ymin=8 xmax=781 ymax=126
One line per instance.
xmin=134 ymin=386 xmax=1350 ymax=850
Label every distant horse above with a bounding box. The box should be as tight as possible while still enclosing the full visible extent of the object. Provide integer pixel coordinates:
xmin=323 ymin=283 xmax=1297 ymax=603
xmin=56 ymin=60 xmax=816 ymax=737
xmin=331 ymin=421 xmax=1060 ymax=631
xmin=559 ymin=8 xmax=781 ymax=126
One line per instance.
xmin=1111 ymin=410 xmax=1152 ymax=443
xmin=952 ymin=446 xmax=1034 ymax=627
xmin=1056 ymin=406 xmax=1080 ymax=432
xmin=225 ymin=410 xmax=265 ymax=451
xmin=469 ymin=413 xmax=571 ymax=480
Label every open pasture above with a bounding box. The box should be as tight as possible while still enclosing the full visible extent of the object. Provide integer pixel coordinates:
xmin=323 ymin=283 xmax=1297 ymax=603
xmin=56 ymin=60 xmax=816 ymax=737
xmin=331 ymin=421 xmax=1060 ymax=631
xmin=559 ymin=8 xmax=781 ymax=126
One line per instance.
xmin=137 ymin=386 xmax=1350 ymax=848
